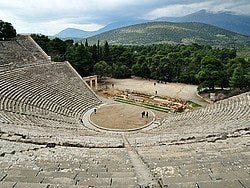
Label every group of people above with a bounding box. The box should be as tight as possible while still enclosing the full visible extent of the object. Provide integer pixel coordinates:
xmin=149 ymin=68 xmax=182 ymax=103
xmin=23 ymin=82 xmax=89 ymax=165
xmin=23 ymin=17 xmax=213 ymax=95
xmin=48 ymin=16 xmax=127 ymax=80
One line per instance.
xmin=94 ymin=106 xmax=150 ymax=119
xmin=141 ymin=111 xmax=149 ymax=118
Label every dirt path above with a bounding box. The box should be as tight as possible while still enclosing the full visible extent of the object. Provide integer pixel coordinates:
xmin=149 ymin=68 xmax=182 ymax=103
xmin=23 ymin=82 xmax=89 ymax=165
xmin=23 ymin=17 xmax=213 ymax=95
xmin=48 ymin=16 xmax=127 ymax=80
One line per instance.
xmin=104 ymin=78 xmax=208 ymax=106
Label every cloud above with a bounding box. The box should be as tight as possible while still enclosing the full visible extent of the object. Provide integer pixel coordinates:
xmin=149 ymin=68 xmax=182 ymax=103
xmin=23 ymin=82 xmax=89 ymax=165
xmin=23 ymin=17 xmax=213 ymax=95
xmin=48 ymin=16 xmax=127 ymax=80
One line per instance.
xmin=146 ymin=1 xmax=211 ymax=18
xmin=146 ymin=0 xmax=250 ymax=19
xmin=0 ymin=0 xmax=249 ymax=35
xmin=0 ymin=0 xmax=167 ymax=35
xmin=1 ymin=0 xmax=163 ymax=22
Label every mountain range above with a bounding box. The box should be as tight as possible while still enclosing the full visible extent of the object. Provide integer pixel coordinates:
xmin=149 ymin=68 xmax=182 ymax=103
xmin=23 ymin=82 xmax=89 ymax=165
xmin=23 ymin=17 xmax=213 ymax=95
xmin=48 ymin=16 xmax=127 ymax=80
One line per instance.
xmin=56 ymin=19 xmax=147 ymax=39
xmin=156 ymin=10 xmax=250 ymax=36
xmin=55 ymin=10 xmax=250 ymax=39
xmin=85 ymin=22 xmax=249 ymax=47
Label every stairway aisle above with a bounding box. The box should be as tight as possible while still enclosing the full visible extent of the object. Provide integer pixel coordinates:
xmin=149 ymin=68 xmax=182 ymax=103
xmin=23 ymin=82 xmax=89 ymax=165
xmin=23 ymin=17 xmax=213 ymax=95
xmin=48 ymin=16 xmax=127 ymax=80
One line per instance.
xmin=123 ymin=135 xmax=160 ymax=188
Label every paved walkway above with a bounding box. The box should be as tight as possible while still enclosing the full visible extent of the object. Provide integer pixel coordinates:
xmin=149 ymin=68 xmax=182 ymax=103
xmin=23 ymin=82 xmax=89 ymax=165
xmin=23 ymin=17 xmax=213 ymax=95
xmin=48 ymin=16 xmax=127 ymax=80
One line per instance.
xmin=123 ymin=135 xmax=159 ymax=188
xmin=81 ymin=107 xmax=101 ymax=131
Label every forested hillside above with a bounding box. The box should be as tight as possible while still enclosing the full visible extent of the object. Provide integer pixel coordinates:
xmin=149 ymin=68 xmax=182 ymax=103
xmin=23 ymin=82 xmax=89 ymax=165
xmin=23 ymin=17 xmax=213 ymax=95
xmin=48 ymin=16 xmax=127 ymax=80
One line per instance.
xmin=32 ymin=34 xmax=250 ymax=91
xmin=157 ymin=10 xmax=250 ymax=36
xmin=86 ymin=22 xmax=250 ymax=47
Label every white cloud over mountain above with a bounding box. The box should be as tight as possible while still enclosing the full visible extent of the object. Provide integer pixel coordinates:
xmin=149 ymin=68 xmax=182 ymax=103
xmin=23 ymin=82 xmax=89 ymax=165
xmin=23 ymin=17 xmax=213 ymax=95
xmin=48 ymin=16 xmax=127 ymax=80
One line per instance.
xmin=0 ymin=0 xmax=249 ymax=35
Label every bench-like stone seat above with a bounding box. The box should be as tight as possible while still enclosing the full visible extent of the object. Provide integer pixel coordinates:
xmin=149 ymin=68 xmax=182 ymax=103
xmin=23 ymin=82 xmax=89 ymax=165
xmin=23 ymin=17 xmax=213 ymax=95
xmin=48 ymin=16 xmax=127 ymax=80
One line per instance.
xmin=0 ymin=61 xmax=101 ymax=130
xmin=0 ymin=35 xmax=249 ymax=187
xmin=0 ymin=141 xmax=137 ymax=187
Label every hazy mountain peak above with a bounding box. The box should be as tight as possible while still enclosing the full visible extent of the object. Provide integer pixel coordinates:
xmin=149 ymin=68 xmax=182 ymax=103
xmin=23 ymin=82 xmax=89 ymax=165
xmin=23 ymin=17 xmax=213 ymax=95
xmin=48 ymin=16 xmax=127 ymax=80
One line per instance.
xmin=55 ymin=10 xmax=250 ymax=39
xmin=55 ymin=28 xmax=93 ymax=39
xmin=156 ymin=10 xmax=250 ymax=36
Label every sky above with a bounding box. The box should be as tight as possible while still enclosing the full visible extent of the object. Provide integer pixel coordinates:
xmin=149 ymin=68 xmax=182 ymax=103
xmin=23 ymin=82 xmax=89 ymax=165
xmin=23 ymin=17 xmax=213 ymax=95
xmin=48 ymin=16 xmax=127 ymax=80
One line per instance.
xmin=0 ymin=0 xmax=249 ymax=35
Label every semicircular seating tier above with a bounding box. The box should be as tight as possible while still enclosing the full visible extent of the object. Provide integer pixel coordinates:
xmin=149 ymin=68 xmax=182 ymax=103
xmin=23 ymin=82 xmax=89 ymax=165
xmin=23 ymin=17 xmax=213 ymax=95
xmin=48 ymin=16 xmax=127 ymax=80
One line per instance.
xmin=0 ymin=36 xmax=122 ymax=148
xmin=127 ymin=92 xmax=250 ymax=146
xmin=0 ymin=35 xmax=51 ymax=70
xmin=0 ymin=35 xmax=249 ymax=188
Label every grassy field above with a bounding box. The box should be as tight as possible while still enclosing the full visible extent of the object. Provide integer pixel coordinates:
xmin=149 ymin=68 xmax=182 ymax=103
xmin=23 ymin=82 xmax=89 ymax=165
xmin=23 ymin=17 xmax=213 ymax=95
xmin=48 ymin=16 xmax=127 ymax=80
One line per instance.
xmin=187 ymin=101 xmax=202 ymax=108
xmin=114 ymin=98 xmax=170 ymax=113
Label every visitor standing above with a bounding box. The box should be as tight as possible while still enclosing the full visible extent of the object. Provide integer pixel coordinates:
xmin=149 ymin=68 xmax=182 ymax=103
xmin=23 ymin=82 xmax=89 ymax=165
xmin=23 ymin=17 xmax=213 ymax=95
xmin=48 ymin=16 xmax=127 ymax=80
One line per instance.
xmin=141 ymin=111 xmax=145 ymax=118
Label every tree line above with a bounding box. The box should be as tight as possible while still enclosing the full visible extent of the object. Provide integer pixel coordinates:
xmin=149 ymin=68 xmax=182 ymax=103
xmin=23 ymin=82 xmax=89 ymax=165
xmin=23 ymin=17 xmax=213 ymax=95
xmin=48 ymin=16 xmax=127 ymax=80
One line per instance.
xmin=31 ymin=34 xmax=249 ymax=91
xmin=0 ymin=20 xmax=16 ymax=40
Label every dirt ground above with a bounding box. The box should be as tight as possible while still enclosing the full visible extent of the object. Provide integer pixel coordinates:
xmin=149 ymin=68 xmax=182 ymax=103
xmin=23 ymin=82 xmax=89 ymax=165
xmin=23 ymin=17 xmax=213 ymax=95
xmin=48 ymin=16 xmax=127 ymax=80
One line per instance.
xmin=101 ymin=78 xmax=208 ymax=106
xmin=90 ymin=103 xmax=154 ymax=130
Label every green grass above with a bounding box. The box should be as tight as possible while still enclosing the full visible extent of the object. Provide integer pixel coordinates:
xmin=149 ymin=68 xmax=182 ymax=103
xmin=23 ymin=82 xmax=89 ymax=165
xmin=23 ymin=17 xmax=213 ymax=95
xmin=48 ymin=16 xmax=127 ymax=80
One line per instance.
xmin=187 ymin=100 xmax=202 ymax=108
xmin=114 ymin=97 xmax=170 ymax=113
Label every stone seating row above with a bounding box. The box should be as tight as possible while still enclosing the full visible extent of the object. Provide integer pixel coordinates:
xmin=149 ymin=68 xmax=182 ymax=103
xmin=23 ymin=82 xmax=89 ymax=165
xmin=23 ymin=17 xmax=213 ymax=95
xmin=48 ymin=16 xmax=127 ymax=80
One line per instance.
xmin=0 ymin=58 xmax=106 ymax=146
xmin=0 ymin=35 xmax=101 ymax=132
xmin=0 ymin=109 xmax=77 ymax=126
xmin=135 ymin=136 xmax=250 ymax=187
xmin=167 ymin=92 xmax=249 ymax=123
xmin=0 ymin=36 xmax=50 ymax=71
xmin=0 ymin=62 xmax=101 ymax=125
xmin=0 ymin=140 xmax=137 ymax=187
xmin=128 ymin=118 xmax=249 ymax=148
xmin=126 ymin=92 xmax=249 ymax=148
xmin=160 ymin=92 xmax=250 ymax=131
xmin=0 ymin=119 xmax=124 ymax=148
xmin=16 ymin=35 xmax=50 ymax=63
xmin=144 ymin=93 xmax=249 ymax=133
xmin=0 ymin=40 xmax=36 ymax=68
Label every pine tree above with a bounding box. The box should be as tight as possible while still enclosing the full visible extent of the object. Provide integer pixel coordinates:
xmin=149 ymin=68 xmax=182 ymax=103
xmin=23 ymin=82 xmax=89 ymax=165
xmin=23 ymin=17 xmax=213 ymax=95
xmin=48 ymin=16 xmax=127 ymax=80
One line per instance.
xmin=85 ymin=39 xmax=88 ymax=47
xmin=91 ymin=44 xmax=98 ymax=63
xmin=97 ymin=40 xmax=100 ymax=61
xmin=229 ymin=64 xmax=246 ymax=89
xmin=103 ymin=41 xmax=111 ymax=63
